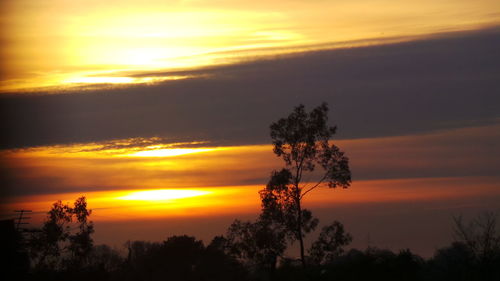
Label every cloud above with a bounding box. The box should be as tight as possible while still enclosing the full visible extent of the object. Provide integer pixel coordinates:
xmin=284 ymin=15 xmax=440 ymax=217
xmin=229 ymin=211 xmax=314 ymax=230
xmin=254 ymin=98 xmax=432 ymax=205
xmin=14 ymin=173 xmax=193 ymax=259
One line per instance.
xmin=1 ymin=123 xmax=499 ymax=198
xmin=1 ymin=28 xmax=500 ymax=149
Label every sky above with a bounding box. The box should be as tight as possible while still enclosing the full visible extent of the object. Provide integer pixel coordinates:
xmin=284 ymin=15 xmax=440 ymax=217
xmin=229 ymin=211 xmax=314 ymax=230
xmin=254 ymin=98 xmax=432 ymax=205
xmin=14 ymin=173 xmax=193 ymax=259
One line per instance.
xmin=1 ymin=0 xmax=500 ymax=257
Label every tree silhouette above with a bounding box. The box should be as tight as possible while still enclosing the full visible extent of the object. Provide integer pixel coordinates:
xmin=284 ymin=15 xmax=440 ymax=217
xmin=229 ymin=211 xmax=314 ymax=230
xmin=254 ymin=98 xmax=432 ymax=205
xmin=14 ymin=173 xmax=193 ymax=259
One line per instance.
xmin=453 ymin=212 xmax=500 ymax=264
xmin=67 ymin=196 xmax=94 ymax=269
xmin=122 ymin=235 xmax=246 ymax=281
xmin=28 ymin=196 xmax=93 ymax=270
xmin=259 ymin=102 xmax=351 ymax=266
xmin=308 ymin=220 xmax=352 ymax=265
xmin=29 ymin=200 xmax=73 ymax=269
xmin=226 ymin=219 xmax=286 ymax=272
xmin=450 ymin=212 xmax=500 ymax=280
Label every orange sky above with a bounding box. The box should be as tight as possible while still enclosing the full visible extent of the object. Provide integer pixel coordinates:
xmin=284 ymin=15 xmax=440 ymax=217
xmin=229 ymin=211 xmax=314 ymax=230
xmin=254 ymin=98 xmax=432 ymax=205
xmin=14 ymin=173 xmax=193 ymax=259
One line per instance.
xmin=4 ymin=177 xmax=500 ymax=223
xmin=2 ymin=123 xmax=499 ymax=224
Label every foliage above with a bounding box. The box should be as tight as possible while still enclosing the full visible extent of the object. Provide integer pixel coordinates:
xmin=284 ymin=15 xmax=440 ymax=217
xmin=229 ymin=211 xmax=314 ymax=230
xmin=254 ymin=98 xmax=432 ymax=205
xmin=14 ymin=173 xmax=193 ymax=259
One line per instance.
xmin=269 ymin=103 xmax=351 ymax=189
xmin=13 ymin=203 xmax=500 ymax=281
xmin=260 ymin=102 xmax=351 ymax=266
xmin=67 ymin=196 xmax=95 ymax=268
xmin=87 ymin=244 xmax=124 ymax=273
xmin=28 ymin=196 xmax=94 ymax=271
xmin=308 ymin=221 xmax=352 ymax=265
xmin=225 ymin=219 xmax=286 ymax=272
xmin=259 ymin=169 xmax=319 ymax=243
xmin=120 ymin=235 xmax=246 ymax=281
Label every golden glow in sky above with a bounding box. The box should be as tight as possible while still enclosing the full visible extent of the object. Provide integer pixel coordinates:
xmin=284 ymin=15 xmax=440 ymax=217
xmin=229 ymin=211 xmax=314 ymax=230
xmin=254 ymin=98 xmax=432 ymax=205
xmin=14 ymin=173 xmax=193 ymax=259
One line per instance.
xmin=1 ymin=124 xmax=499 ymax=223
xmin=129 ymin=148 xmax=219 ymax=157
xmin=1 ymin=0 xmax=499 ymax=92
xmin=117 ymin=189 xmax=211 ymax=201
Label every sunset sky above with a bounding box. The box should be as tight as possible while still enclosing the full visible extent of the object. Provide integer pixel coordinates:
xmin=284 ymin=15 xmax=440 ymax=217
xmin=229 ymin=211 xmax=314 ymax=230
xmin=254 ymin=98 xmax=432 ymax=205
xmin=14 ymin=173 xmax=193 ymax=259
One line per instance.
xmin=1 ymin=0 xmax=500 ymax=257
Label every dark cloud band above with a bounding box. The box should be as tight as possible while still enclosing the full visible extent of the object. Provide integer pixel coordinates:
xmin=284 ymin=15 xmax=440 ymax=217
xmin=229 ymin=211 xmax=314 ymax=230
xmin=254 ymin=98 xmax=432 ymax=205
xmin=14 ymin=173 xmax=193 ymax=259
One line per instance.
xmin=1 ymin=27 xmax=499 ymax=149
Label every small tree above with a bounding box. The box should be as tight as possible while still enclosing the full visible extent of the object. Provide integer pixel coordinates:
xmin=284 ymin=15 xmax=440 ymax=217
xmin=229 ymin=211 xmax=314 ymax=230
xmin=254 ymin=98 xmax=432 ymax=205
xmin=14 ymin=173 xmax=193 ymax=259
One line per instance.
xmin=29 ymin=200 xmax=73 ymax=269
xmin=67 ymin=196 xmax=94 ymax=268
xmin=259 ymin=103 xmax=351 ymax=266
xmin=28 ymin=196 xmax=94 ymax=270
xmin=453 ymin=212 xmax=500 ymax=265
xmin=226 ymin=219 xmax=286 ymax=272
xmin=309 ymin=221 xmax=352 ymax=265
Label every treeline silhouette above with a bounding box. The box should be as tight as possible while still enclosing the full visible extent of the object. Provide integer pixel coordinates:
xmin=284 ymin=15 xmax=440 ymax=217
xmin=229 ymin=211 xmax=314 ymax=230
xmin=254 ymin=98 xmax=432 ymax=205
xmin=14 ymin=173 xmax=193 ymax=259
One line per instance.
xmin=3 ymin=199 xmax=500 ymax=281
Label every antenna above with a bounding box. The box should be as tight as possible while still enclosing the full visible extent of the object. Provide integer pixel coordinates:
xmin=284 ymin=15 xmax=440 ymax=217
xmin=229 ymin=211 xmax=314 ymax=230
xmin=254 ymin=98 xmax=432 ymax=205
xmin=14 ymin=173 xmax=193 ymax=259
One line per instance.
xmin=14 ymin=210 xmax=32 ymax=231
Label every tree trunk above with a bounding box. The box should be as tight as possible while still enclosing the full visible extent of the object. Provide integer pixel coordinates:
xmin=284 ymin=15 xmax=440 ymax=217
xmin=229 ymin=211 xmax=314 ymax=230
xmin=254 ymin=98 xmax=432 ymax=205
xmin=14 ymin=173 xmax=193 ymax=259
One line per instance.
xmin=296 ymin=193 xmax=306 ymax=267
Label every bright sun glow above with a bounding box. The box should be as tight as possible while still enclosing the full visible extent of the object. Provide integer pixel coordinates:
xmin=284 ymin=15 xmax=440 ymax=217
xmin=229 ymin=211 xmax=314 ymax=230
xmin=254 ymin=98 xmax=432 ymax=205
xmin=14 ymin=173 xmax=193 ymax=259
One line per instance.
xmin=128 ymin=148 xmax=217 ymax=157
xmin=2 ymin=0 xmax=499 ymax=92
xmin=63 ymin=75 xmax=190 ymax=85
xmin=117 ymin=189 xmax=211 ymax=201
xmin=65 ymin=77 xmax=135 ymax=84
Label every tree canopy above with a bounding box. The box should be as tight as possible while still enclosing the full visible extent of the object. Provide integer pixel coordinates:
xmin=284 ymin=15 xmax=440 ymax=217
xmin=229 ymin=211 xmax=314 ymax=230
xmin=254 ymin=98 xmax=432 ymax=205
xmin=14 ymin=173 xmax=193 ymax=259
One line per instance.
xmin=260 ymin=102 xmax=351 ymax=266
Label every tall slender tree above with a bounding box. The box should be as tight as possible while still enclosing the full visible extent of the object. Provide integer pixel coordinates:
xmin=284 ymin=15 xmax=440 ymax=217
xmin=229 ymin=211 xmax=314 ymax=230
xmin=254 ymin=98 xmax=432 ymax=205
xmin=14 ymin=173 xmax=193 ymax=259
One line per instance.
xmin=260 ymin=102 xmax=351 ymax=267
xmin=67 ymin=196 xmax=94 ymax=268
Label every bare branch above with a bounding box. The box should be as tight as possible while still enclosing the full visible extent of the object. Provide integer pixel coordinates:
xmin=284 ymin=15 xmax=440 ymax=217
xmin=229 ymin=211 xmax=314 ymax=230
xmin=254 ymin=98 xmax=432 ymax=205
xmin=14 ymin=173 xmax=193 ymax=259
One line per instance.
xmin=300 ymin=173 xmax=328 ymax=200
